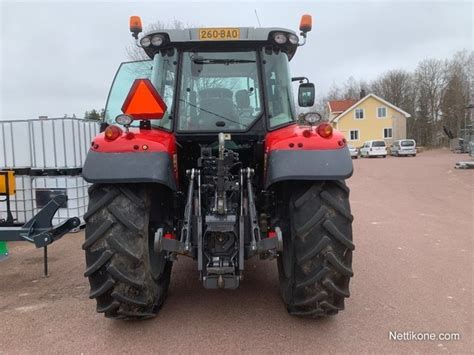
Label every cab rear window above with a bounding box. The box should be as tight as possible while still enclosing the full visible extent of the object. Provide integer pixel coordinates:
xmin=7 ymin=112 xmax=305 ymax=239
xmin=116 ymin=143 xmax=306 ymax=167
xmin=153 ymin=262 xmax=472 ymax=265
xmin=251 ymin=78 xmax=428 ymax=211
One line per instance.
xmin=401 ymin=141 xmax=415 ymax=147
xmin=372 ymin=141 xmax=386 ymax=147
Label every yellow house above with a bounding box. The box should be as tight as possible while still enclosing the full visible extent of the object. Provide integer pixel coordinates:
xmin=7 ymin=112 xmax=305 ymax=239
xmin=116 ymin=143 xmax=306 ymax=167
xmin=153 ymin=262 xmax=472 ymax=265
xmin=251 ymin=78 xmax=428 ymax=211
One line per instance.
xmin=329 ymin=94 xmax=411 ymax=147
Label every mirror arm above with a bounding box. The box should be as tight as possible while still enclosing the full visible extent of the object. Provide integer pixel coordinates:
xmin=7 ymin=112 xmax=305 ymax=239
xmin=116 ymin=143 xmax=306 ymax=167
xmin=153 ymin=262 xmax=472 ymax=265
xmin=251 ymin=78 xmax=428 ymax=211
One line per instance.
xmin=292 ymin=76 xmax=309 ymax=83
xmin=134 ymin=37 xmax=143 ymax=48
xmin=298 ymin=32 xmax=307 ymax=47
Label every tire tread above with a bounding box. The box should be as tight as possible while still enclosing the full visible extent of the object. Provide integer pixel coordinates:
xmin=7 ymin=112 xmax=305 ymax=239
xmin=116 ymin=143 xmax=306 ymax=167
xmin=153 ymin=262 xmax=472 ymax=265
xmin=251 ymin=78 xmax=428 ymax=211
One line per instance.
xmin=84 ymin=184 xmax=172 ymax=320
xmin=278 ymin=180 xmax=354 ymax=318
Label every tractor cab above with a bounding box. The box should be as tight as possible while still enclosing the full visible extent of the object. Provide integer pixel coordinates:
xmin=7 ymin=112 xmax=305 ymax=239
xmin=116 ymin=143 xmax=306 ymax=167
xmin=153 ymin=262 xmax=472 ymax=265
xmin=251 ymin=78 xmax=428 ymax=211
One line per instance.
xmin=103 ymin=18 xmax=315 ymax=138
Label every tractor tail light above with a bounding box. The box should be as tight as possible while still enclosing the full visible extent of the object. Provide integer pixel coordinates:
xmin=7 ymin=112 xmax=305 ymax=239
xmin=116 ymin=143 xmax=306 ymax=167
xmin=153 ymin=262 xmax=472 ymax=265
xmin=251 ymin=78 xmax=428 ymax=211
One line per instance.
xmin=104 ymin=125 xmax=122 ymax=141
xmin=164 ymin=233 xmax=176 ymax=240
xmin=268 ymin=231 xmax=277 ymax=238
xmin=316 ymin=123 xmax=333 ymax=138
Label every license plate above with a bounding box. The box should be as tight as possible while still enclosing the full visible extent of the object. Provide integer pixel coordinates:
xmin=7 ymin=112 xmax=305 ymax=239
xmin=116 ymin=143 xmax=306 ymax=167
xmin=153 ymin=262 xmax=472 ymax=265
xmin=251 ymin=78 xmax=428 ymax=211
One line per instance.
xmin=199 ymin=28 xmax=240 ymax=41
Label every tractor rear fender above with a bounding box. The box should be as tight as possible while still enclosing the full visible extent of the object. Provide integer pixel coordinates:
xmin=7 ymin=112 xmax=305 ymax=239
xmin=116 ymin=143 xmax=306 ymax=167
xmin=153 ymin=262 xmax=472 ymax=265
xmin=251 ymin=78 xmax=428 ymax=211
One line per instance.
xmin=83 ymin=151 xmax=177 ymax=190
xmin=264 ymin=124 xmax=353 ymax=188
xmin=82 ymin=128 xmax=177 ymax=190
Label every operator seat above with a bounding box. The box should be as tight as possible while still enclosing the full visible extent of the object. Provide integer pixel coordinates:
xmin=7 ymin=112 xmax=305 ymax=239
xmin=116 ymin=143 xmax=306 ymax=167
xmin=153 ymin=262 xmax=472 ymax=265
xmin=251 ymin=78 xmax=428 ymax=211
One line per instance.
xmin=235 ymin=90 xmax=254 ymax=120
xmin=198 ymin=88 xmax=237 ymax=129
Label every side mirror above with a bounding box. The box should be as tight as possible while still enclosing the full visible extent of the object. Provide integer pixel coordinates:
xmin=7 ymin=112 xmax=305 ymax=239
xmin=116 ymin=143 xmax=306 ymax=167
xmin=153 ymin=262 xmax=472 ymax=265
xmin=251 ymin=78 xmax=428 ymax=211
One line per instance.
xmin=298 ymin=83 xmax=315 ymax=107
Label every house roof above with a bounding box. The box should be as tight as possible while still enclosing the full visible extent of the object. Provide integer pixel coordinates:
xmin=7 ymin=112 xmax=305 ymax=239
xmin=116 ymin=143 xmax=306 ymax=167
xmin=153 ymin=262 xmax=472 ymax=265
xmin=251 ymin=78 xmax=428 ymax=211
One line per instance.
xmin=328 ymin=99 xmax=357 ymax=113
xmin=330 ymin=93 xmax=412 ymax=123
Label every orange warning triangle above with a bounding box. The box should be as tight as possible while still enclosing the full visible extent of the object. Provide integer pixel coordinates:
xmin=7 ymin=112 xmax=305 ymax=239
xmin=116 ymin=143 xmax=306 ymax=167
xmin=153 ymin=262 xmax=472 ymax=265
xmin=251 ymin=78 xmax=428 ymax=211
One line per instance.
xmin=121 ymin=79 xmax=167 ymax=119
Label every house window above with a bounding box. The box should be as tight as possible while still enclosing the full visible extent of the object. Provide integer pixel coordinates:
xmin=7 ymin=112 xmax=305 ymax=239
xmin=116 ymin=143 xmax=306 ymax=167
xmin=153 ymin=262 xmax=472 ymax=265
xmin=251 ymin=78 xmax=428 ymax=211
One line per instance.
xmin=377 ymin=107 xmax=387 ymax=118
xmin=355 ymin=108 xmax=364 ymax=119
xmin=384 ymin=128 xmax=393 ymax=139
xmin=349 ymin=130 xmax=359 ymax=141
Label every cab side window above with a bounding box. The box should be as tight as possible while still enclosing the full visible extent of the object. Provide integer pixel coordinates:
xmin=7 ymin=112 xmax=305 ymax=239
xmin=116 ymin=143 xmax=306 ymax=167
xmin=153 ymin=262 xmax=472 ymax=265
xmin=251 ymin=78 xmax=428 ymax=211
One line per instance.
xmin=104 ymin=60 xmax=153 ymax=124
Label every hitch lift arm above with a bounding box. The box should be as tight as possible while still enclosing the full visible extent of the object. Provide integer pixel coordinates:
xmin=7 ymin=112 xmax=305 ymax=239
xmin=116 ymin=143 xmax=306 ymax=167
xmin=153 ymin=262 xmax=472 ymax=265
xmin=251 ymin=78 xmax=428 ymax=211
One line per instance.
xmin=245 ymin=168 xmax=261 ymax=254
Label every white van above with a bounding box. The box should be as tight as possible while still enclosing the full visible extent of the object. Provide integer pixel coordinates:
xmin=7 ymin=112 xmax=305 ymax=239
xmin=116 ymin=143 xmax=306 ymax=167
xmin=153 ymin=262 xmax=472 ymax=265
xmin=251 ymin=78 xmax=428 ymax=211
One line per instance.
xmin=360 ymin=140 xmax=387 ymax=158
xmin=390 ymin=139 xmax=416 ymax=157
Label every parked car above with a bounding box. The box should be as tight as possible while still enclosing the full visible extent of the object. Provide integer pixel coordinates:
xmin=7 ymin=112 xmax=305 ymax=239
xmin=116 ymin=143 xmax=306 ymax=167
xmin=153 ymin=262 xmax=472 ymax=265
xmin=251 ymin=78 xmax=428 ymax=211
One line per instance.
xmin=391 ymin=139 xmax=416 ymax=157
xmin=360 ymin=140 xmax=387 ymax=158
xmin=348 ymin=145 xmax=359 ymax=159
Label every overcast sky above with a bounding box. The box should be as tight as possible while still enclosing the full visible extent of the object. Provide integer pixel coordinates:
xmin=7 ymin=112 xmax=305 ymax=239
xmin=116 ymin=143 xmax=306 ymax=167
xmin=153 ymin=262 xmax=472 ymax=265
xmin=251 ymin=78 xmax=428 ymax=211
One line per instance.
xmin=0 ymin=0 xmax=472 ymax=119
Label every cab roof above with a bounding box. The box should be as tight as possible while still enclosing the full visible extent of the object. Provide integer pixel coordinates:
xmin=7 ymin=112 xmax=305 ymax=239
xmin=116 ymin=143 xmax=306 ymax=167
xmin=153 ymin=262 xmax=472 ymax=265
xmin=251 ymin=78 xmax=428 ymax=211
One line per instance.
xmin=141 ymin=27 xmax=299 ymax=60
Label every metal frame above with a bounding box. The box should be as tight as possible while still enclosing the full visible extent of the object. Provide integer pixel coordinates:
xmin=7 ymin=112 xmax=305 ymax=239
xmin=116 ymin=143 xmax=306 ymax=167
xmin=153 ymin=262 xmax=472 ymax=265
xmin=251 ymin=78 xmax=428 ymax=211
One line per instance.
xmin=1 ymin=118 xmax=99 ymax=174
xmin=0 ymin=171 xmax=15 ymax=225
xmin=0 ymin=195 xmax=80 ymax=276
xmin=154 ymin=155 xmax=282 ymax=289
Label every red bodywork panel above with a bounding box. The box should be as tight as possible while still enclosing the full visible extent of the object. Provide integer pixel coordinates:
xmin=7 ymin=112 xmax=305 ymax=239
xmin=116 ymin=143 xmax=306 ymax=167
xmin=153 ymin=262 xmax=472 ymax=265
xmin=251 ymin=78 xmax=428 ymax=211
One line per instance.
xmin=265 ymin=124 xmax=346 ymax=152
xmin=91 ymin=127 xmax=176 ymax=155
xmin=92 ymin=124 xmax=344 ymax=155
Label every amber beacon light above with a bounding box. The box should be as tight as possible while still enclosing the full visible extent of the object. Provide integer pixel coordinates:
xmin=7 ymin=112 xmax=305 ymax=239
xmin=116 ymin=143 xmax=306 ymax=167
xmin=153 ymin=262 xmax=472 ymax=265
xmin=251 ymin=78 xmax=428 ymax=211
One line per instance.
xmin=130 ymin=16 xmax=143 ymax=39
xmin=299 ymin=14 xmax=312 ymax=33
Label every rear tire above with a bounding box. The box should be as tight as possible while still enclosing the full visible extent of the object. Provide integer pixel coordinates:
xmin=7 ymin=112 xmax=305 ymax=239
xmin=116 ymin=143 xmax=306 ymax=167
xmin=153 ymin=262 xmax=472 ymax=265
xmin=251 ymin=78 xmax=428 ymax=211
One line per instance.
xmin=83 ymin=184 xmax=172 ymax=320
xmin=278 ymin=181 xmax=354 ymax=318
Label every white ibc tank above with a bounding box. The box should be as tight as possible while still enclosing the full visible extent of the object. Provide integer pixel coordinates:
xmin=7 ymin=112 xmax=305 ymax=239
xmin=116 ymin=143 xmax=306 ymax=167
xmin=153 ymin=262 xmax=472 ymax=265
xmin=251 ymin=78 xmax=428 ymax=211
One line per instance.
xmin=0 ymin=175 xmax=34 ymax=224
xmin=29 ymin=118 xmax=99 ymax=170
xmin=32 ymin=175 xmax=90 ymax=225
xmin=0 ymin=118 xmax=99 ymax=170
xmin=0 ymin=121 xmax=32 ymax=169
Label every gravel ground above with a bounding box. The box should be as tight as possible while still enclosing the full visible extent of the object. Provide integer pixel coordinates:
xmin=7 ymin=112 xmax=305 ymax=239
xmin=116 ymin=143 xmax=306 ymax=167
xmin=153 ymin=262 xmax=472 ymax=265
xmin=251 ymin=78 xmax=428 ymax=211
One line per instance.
xmin=0 ymin=149 xmax=472 ymax=353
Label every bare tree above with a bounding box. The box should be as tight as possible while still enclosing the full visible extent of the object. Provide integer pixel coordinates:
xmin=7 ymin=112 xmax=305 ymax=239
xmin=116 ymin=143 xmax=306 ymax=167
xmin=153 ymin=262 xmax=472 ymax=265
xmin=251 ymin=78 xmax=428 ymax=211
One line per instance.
xmin=440 ymin=50 xmax=473 ymax=138
xmin=416 ymin=59 xmax=447 ymax=119
xmin=370 ymin=69 xmax=415 ymax=113
xmin=342 ymin=76 xmax=360 ymax=100
xmin=326 ymin=82 xmax=343 ymax=100
xmin=413 ymin=58 xmax=448 ymax=145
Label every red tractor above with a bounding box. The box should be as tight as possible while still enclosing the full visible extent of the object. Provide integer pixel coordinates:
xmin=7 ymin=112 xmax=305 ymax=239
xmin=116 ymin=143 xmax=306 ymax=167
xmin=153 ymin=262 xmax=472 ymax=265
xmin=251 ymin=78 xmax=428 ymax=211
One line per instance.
xmin=82 ymin=15 xmax=354 ymax=320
